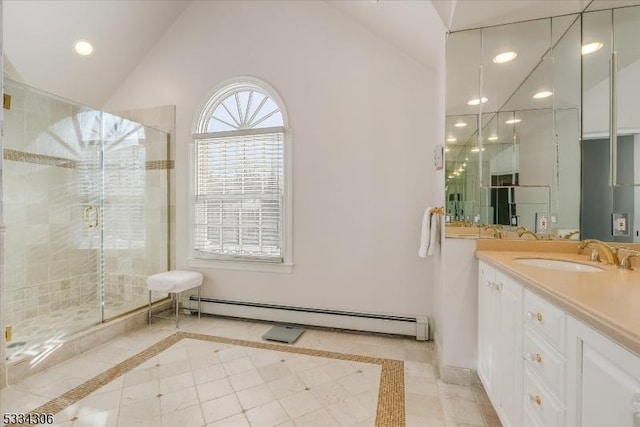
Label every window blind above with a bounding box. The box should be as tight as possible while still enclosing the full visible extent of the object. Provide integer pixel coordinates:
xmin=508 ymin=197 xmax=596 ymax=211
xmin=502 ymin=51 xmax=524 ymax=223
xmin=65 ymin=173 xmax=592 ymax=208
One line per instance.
xmin=194 ymin=131 xmax=284 ymax=261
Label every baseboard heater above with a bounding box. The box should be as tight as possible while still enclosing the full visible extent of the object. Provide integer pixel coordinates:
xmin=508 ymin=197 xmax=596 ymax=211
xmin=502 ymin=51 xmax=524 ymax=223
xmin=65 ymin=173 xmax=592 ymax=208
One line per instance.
xmin=188 ymin=296 xmax=429 ymax=340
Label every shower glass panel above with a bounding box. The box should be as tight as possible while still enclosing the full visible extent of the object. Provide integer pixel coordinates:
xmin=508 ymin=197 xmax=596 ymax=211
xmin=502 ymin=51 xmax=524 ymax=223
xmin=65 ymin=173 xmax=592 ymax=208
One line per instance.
xmin=102 ymin=113 xmax=169 ymax=319
xmin=2 ymin=79 xmax=169 ymax=359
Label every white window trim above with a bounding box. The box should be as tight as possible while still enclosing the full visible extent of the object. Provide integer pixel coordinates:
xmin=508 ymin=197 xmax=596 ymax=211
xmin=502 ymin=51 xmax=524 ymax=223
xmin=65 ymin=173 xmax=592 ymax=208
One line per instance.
xmin=188 ymin=76 xmax=293 ymax=273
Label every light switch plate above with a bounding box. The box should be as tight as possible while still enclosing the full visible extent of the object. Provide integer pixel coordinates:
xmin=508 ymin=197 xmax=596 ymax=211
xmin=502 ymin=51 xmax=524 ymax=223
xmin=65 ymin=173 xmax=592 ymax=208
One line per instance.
xmin=535 ymin=212 xmax=550 ymax=235
xmin=612 ymin=213 xmax=630 ymax=236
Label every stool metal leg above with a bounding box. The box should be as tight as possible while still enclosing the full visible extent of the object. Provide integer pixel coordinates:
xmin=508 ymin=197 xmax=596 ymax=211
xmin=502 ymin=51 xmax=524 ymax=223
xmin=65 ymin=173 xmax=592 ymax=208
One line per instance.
xmin=148 ymin=290 xmax=152 ymax=325
xmin=175 ymin=292 xmax=180 ymax=329
xmin=198 ymin=286 xmax=201 ymax=319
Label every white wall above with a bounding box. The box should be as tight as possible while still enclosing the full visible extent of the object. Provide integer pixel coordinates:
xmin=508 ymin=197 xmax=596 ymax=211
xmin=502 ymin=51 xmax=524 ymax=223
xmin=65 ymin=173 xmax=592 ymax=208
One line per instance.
xmin=105 ymin=1 xmax=446 ymax=322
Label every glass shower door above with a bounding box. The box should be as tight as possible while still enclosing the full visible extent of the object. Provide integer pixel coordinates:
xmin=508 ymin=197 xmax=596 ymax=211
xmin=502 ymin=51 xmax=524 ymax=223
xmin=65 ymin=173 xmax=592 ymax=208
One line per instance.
xmin=3 ymin=80 xmax=103 ymax=358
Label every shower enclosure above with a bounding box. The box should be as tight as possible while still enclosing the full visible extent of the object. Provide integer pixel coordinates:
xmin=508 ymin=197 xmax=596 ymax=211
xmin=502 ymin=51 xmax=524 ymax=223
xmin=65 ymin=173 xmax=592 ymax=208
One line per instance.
xmin=2 ymin=79 xmax=169 ymax=358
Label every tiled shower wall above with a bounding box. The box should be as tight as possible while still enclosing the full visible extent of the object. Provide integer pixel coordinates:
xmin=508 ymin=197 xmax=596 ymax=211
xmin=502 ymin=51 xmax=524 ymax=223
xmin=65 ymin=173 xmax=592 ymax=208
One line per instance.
xmin=2 ymin=80 xmax=170 ymax=340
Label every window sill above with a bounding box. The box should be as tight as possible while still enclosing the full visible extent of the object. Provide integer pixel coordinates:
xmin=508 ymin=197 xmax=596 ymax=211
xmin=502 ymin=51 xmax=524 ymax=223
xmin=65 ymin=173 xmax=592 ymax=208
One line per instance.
xmin=187 ymin=258 xmax=293 ymax=274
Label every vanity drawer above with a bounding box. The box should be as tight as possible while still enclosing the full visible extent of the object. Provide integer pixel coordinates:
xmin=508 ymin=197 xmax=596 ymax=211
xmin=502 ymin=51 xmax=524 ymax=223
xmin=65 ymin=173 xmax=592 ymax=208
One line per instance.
xmin=524 ymin=289 xmax=566 ymax=352
xmin=523 ymin=326 xmax=566 ymax=400
xmin=523 ymin=367 xmax=564 ymax=427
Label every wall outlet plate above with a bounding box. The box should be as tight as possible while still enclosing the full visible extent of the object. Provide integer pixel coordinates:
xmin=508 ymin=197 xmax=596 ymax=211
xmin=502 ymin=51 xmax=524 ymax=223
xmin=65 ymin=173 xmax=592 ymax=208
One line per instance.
xmin=612 ymin=213 xmax=630 ymax=236
xmin=535 ymin=212 xmax=550 ymax=234
xmin=510 ymin=215 xmax=518 ymax=226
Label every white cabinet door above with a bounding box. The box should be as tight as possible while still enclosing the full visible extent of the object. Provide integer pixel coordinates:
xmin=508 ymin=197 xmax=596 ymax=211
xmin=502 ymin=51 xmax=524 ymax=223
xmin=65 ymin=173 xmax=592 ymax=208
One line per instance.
xmin=477 ymin=262 xmax=523 ymax=427
xmin=567 ymin=317 xmax=640 ymax=427
xmin=495 ymin=271 xmax=524 ymax=427
xmin=478 ymin=261 xmax=497 ymax=394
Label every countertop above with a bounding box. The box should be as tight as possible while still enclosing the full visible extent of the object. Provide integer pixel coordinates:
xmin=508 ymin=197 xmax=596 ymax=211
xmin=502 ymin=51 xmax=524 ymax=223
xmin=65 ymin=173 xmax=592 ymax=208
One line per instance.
xmin=476 ymin=246 xmax=640 ymax=356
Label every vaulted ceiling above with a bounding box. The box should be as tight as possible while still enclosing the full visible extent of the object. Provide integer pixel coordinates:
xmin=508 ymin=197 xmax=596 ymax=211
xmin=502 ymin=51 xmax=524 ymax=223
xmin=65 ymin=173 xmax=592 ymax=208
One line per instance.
xmin=4 ymin=0 xmax=640 ymax=109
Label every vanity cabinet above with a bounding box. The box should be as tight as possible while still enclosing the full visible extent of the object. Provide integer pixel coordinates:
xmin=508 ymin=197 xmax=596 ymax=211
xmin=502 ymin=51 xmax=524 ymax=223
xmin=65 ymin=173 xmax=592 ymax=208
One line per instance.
xmin=478 ymin=261 xmax=523 ymax=427
xmin=522 ymin=289 xmax=566 ymax=427
xmin=566 ymin=317 xmax=640 ymax=427
xmin=478 ymin=259 xmax=640 ymax=427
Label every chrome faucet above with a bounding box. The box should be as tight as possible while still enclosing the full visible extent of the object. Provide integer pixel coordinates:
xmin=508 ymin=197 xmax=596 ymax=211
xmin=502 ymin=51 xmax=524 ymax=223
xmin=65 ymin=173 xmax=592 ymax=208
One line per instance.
xmin=578 ymin=239 xmax=620 ymax=266
xmin=517 ymin=230 xmax=540 ymax=240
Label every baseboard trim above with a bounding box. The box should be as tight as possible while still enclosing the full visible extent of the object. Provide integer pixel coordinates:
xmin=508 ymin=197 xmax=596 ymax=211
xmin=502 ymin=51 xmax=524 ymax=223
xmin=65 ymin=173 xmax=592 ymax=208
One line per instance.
xmin=188 ymin=297 xmax=429 ymax=339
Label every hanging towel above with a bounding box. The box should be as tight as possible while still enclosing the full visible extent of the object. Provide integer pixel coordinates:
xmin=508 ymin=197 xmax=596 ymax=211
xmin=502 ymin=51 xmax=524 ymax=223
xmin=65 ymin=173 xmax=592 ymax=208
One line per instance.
xmin=419 ymin=207 xmax=440 ymax=257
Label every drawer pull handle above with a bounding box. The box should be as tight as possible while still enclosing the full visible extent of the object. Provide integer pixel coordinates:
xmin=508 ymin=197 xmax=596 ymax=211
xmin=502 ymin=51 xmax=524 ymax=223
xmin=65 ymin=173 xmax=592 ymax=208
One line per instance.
xmin=530 ymin=394 xmax=542 ymax=406
xmin=488 ymin=282 xmax=502 ymax=291
xmin=527 ymin=311 xmax=544 ymax=322
xmin=524 ymin=353 xmax=544 ymax=364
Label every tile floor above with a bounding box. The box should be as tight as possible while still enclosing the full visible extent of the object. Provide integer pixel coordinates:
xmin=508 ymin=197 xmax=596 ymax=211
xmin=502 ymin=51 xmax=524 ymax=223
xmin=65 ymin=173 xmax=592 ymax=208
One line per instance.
xmin=0 ymin=314 xmax=500 ymax=427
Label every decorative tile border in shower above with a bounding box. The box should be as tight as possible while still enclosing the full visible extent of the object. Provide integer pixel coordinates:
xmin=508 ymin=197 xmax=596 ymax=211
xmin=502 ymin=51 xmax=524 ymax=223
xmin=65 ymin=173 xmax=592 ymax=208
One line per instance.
xmin=3 ymin=149 xmax=78 ymax=169
xmin=4 ymin=150 xmax=174 ymax=171
xmin=145 ymin=159 xmax=174 ymax=170
xmin=13 ymin=331 xmax=405 ymax=426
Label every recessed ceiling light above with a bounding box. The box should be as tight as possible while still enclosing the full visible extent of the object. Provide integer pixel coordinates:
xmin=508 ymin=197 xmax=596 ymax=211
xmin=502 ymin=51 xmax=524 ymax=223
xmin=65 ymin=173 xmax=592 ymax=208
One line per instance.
xmin=445 ymin=147 xmax=450 ymax=152
xmin=493 ymin=51 xmax=517 ymax=64
xmin=582 ymin=42 xmax=603 ymax=55
xmin=533 ymin=91 xmax=553 ymax=99
xmin=505 ymin=119 xmax=521 ymax=124
xmin=74 ymin=40 xmax=94 ymax=56
xmin=446 ymin=137 xmax=457 ymax=142
xmin=487 ymin=136 xmax=498 ymax=141
xmin=454 ymin=122 xmax=467 ymax=128
xmin=448 ymin=175 xmax=454 ymax=179
xmin=471 ymin=147 xmax=486 ymax=152
xmin=467 ymin=97 xmax=488 ymax=106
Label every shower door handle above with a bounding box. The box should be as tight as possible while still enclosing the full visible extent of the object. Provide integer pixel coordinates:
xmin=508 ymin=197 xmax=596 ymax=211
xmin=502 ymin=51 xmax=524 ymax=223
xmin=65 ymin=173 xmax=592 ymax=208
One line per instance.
xmin=84 ymin=205 xmax=99 ymax=229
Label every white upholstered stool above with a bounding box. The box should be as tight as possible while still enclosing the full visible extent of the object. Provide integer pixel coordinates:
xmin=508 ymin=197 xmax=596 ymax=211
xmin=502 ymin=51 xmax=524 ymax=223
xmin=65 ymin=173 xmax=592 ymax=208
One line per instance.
xmin=146 ymin=270 xmax=203 ymax=328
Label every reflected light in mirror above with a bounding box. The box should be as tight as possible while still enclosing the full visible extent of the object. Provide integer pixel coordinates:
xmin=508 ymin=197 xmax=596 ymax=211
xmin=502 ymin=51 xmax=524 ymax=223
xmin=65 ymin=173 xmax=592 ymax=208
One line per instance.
xmin=487 ymin=136 xmax=498 ymax=141
xmin=454 ymin=122 xmax=467 ymax=127
xmin=445 ymin=147 xmax=450 ymax=152
xmin=505 ymin=118 xmax=521 ymax=124
xmin=467 ymin=97 xmax=488 ymax=106
xmin=581 ymin=42 xmax=603 ymax=55
xmin=446 ymin=137 xmax=457 ymax=142
xmin=533 ymin=91 xmax=553 ymax=99
xmin=471 ymin=147 xmax=486 ymax=152
xmin=492 ymin=51 xmax=517 ymax=64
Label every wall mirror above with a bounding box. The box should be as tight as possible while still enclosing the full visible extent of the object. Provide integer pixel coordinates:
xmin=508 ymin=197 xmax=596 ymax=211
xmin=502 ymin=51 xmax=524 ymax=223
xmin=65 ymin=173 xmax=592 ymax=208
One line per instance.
xmin=445 ymin=14 xmax=582 ymax=239
xmin=582 ymin=4 xmax=640 ymax=243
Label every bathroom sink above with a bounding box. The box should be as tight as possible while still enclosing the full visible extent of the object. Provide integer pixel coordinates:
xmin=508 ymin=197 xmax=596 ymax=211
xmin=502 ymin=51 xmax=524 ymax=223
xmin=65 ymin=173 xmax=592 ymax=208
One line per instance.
xmin=514 ymin=258 xmax=605 ymax=272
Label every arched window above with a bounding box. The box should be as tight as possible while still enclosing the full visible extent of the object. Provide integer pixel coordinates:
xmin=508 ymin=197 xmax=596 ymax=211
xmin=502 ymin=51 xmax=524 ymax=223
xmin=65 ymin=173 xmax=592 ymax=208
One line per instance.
xmin=191 ymin=78 xmax=290 ymax=266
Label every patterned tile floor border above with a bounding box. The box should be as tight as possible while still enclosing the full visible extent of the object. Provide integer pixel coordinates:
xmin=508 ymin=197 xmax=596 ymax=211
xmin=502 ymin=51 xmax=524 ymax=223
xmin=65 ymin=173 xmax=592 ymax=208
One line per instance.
xmin=10 ymin=331 xmax=405 ymax=426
